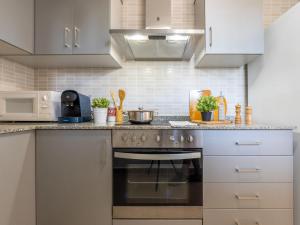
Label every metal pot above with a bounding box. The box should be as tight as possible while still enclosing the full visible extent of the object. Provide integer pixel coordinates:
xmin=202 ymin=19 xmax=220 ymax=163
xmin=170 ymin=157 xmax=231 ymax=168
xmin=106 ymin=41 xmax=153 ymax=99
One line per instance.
xmin=127 ymin=107 xmax=154 ymax=124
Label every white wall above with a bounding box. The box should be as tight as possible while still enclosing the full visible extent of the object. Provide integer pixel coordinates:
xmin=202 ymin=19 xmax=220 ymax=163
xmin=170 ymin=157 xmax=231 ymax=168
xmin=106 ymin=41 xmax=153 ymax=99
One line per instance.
xmin=248 ymin=3 xmax=300 ymax=224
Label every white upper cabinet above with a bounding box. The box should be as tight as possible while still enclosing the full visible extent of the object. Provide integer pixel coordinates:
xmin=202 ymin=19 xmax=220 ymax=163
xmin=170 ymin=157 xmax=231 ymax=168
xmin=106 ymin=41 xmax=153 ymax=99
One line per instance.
xmin=194 ymin=0 xmax=264 ymax=68
xmin=35 ymin=0 xmax=74 ymax=55
xmin=72 ymin=0 xmax=111 ymax=54
xmin=35 ymin=0 xmax=116 ymax=55
xmin=18 ymin=0 xmax=123 ymax=68
xmin=0 ymin=0 xmax=34 ymax=54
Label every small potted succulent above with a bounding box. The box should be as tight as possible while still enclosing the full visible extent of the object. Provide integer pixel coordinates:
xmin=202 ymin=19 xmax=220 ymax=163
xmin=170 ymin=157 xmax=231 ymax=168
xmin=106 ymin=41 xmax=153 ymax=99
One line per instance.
xmin=92 ymin=97 xmax=110 ymax=124
xmin=196 ymin=96 xmax=218 ymax=121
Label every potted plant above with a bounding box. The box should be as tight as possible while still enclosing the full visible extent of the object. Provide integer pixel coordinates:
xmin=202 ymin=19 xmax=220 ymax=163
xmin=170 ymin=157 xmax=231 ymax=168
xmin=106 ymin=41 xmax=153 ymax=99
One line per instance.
xmin=92 ymin=97 xmax=110 ymax=124
xmin=196 ymin=96 xmax=218 ymax=121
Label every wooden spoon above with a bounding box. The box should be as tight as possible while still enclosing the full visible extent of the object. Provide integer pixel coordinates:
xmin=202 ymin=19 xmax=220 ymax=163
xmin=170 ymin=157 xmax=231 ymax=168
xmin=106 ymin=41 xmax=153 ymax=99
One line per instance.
xmin=110 ymin=91 xmax=117 ymax=108
xmin=118 ymin=89 xmax=126 ymax=110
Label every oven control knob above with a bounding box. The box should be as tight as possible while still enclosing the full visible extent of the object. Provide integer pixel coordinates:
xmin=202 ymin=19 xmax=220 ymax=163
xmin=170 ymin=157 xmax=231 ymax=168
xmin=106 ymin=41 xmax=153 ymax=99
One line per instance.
xmin=131 ymin=136 xmax=137 ymax=142
xmin=141 ymin=135 xmax=147 ymax=142
xmin=187 ymin=135 xmax=194 ymax=143
xmin=121 ymin=135 xmax=128 ymax=142
xmin=156 ymin=135 xmax=161 ymax=142
xmin=169 ymin=135 xmax=175 ymax=142
xmin=42 ymin=95 xmax=48 ymax=101
xmin=180 ymin=135 xmax=185 ymax=143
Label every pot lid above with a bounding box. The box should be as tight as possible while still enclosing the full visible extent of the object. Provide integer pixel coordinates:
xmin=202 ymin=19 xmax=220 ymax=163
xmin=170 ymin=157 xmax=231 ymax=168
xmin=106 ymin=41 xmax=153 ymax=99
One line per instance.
xmin=127 ymin=107 xmax=155 ymax=112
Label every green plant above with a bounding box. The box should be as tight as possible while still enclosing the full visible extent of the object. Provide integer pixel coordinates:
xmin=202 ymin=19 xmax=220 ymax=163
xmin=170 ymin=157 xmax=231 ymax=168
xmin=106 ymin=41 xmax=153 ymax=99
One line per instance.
xmin=92 ymin=97 xmax=110 ymax=108
xmin=196 ymin=96 xmax=218 ymax=112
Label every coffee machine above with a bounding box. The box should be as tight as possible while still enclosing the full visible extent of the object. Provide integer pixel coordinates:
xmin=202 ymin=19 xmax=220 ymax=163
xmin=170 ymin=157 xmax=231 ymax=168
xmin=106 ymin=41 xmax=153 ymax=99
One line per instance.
xmin=58 ymin=90 xmax=92 ymax=123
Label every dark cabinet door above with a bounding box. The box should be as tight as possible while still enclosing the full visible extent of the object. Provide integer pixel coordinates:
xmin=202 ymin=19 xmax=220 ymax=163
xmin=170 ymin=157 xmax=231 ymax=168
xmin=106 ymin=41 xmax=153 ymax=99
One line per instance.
xmin=36 ymin=130 xmax=112 ymax=225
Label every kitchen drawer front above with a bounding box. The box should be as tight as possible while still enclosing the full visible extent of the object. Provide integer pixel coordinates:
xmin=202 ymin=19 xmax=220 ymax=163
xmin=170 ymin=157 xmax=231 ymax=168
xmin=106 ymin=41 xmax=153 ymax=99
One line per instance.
xmin=203 ymin=130 xmax=293 ymax=156
xmin=204 ymin=209 xmax=293 ymax=225
xmin=113 ymin=220 xmax=202 ymax=225
xmin=204 ymin=156 xmax=293 ymax=183
xmin=204 ymin=183 xmax=293 ymax=209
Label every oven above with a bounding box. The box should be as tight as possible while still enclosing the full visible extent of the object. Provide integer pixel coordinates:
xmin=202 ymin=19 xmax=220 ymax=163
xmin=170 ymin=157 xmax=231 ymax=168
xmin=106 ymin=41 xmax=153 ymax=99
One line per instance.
xmin=112 ymin=130 xmax=203 ymax=220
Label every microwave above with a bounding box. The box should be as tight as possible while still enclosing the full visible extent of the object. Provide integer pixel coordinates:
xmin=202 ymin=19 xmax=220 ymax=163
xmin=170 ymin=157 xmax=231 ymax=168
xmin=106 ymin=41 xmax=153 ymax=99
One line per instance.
xmin=0 ymin=91 xmax=61 ymax=121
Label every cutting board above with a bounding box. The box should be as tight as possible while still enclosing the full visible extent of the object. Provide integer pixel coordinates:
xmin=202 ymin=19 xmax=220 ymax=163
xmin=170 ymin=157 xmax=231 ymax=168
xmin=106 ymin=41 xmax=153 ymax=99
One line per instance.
xmin=189 ymin=90 xmax=228 ymax=121
xmin=191 ymin=120 xmax=232 ymax=125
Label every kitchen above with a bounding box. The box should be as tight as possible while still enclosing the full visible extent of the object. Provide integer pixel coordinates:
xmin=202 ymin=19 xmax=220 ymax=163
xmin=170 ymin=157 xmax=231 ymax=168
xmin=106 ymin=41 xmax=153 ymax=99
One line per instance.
xmin=0 ymin=0 xmax=299 ymax=225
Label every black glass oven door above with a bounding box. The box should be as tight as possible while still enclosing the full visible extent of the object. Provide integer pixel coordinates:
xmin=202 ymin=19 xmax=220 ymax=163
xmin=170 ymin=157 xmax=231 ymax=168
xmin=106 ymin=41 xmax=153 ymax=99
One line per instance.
xmin=113 ymin=149 xmax=202 ymax=206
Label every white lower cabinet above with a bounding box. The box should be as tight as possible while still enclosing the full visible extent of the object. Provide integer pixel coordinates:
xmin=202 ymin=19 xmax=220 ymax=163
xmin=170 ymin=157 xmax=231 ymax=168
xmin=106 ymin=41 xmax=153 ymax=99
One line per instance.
xmin=204 ymin=209 xmax=293 ymax=225
xmin=204 ymin=183 xmax=293 ymax=209
xmin=202 ymin=130 xmax=293 ymax=225
xmin=204 ymin=156 xmax=293 ymax=183
xmin=113 ymin=220 xmax=202 ymax=225
xmin=0 ymin=131 xmax=35 ymax=225
xmin=203 ymin=130 xmax=293 ymax=156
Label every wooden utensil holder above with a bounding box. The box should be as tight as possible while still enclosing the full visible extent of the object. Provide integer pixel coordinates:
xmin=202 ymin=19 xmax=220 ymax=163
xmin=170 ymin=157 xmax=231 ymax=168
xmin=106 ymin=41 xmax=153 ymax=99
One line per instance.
xmin=116 ymin=108 xmax=124 ymax=124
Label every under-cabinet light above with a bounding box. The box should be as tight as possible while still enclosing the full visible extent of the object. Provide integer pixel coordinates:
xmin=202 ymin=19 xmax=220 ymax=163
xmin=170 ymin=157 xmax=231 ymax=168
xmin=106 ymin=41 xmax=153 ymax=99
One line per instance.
xmin=125 ymin=34 xmax=148 ymax=41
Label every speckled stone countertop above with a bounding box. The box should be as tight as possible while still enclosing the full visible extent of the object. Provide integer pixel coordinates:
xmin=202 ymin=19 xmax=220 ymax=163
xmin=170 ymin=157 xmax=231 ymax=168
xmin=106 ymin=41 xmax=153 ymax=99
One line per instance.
xmin=0 ymin=118 xmax=295 ymax=135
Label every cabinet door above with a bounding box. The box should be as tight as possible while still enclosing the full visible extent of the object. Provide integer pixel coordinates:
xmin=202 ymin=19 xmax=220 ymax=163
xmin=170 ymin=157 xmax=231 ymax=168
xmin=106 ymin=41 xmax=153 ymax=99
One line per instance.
xmin=0 ymin=131 xmax=35 ymax=225
xmin=35 ymin=0 xmax=73 ymax=54
xmin=0 ymin=0 xmax=34 ymax=53
xmin=36 ymin=130 xmax=112 ymax=225
xmin=205 ymin=0 xmax=263 ymax=54
xmin=73 ymin=0 xmax=110 ymax=54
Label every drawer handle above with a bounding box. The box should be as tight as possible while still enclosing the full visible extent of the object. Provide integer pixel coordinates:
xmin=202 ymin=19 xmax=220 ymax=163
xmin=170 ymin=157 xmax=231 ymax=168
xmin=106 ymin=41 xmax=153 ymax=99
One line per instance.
xmin=235 ymin=220 xmax=261 ymax=225
xmin=235 ymin=167 xmax=261 ymax=173
xmin=235 ymin=141 xmax=262 ymax=146
xmin=235 ymin=194 xmax=260 ymax=200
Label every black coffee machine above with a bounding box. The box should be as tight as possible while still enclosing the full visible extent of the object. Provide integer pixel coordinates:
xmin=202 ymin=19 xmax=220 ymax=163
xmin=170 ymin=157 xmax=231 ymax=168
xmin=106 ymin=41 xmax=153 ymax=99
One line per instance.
xmin=58 ymin=90 xmax=92 ymax=123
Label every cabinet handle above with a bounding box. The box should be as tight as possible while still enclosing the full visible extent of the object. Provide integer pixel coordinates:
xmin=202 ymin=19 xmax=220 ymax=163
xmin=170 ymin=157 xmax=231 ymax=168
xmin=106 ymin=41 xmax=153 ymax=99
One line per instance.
xmin=74 ymin=26 xmax=80 ymax=48
xmin=209 ymin=26 xmax=213 ymax=47
xmin=235 ymin=141 xmax=262 ymax=146
xmin=64 ymin=27 xmax=71 ymax=48
xmin=235 ymin=167 xmax=261 ymax=173
xmin=235 ymin=220 xmax=261 ymax=225
xmin=235 ymin=194 xmax=260 ymax=200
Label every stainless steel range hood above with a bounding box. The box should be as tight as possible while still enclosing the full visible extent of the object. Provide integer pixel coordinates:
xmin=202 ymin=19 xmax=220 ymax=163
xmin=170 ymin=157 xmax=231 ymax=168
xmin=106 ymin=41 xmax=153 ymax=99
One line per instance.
xmin=110 ymin=29 xmax=204 ymax=61
xmin=110 ymin=0 xmax=204 ymax=61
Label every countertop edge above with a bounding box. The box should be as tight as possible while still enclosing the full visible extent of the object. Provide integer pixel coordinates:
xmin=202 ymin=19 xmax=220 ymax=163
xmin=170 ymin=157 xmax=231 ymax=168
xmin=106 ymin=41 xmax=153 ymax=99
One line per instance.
xmin=0 ymin=123 xmax=296 ymax=135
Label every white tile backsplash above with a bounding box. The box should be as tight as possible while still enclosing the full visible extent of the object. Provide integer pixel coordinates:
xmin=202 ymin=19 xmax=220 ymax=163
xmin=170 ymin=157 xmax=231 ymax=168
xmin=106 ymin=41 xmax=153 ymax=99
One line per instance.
xmin=0 ymin=58 xmax=34 ymax=91
xmin=35 ymin=61 xmax=246 ymax=116
xmin=263 ymin=0 xmax=299 ymax=26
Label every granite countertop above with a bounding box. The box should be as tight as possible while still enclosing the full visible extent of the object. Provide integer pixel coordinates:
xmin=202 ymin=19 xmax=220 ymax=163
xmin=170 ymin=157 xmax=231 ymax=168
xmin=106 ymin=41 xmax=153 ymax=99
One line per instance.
xmin=0 ymin=119 xmax=295 ymax=135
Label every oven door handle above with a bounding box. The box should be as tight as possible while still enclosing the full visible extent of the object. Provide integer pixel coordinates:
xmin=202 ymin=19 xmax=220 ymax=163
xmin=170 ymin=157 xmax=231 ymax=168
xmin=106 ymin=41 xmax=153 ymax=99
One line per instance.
xmin=114 ymin=152 xmax=201 ymax=161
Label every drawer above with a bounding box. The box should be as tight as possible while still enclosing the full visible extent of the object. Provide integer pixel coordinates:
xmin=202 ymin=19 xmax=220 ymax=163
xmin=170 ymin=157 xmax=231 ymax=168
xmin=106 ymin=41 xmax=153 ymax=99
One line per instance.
xmin=113 ymin=220 xmax=202 ymax=225
xmin=204 ymin=209 xmax=293 ymax=225
xmin=203 ymin=130 xmax=293 ymax=156
xmin=203 ymin=156 xmax=293 ymax=183
xmin=204 ymin=183 xmax=293 ymax=209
